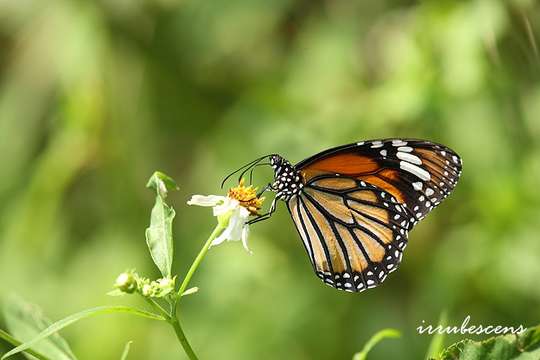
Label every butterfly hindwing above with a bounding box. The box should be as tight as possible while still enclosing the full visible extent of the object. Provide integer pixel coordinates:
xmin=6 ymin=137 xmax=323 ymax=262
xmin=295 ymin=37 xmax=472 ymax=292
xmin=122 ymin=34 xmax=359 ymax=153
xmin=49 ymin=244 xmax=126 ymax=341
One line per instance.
xmin=287 ymin=176 xmax=410 ymax=292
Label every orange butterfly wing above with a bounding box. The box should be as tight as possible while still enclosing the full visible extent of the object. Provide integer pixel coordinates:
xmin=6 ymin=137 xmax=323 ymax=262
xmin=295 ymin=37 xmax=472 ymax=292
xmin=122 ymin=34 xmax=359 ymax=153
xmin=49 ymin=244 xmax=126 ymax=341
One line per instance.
xmin=296 ymin=139 xmax=462 ymax=222
xmin=287 ymin=178 xmax=408 ymax=292
xmin=285 ymin=139 xmax=462 ymax=292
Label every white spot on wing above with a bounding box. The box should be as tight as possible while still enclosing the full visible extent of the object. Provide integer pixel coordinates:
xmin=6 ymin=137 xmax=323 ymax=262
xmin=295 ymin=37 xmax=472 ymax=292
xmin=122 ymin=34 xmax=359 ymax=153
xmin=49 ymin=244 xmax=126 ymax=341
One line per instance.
xmin=397 ymin=152 xmax=422 ymax=165
xmin=413 ymin=182 xmax=423 ymax=191
xmin=398 ymin=146 xmax=413 ymax=152
xmin=399 ymin=161 xmax=431 ymax=181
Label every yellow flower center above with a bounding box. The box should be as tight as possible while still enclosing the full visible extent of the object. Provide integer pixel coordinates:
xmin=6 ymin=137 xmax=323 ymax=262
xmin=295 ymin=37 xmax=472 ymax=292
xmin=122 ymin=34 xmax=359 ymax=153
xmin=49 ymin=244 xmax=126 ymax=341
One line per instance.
xmin=228 ymin=179 xmax=265 ymax=215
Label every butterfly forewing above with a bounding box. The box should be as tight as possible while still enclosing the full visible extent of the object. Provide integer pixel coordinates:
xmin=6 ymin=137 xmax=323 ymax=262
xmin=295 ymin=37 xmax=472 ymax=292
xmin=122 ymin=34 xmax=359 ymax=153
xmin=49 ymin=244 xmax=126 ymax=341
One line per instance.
xmin=296 ymin=139 xmax=462 ymax=223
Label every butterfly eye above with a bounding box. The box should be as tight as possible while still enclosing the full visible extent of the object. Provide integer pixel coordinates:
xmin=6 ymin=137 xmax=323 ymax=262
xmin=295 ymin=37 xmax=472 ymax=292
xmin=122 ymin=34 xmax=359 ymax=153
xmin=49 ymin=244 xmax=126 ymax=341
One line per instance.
xmin=270 ymin=155 xmax=282 ymax=168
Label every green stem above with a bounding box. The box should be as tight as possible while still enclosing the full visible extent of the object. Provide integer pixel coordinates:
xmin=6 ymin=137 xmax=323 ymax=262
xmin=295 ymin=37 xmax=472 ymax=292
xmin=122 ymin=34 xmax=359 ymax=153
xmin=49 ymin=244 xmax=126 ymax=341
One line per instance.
xmin=0 ymin=329 xmax=52 ymax=360
xmin=167 ymin=222 xmax=225 ymax=360
xmin=170 ymin=318 xmax=197 ymax=360
xmin=177 ymin=222 xmax=225 ymax=298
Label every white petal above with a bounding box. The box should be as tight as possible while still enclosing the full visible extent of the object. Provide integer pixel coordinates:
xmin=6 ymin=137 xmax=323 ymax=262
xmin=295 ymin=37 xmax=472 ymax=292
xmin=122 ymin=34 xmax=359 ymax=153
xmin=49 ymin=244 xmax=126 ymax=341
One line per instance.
xmin=213 ymin=198 xmax=240 ymax=216
xmin=226 ymin=208 xmax=244 ymax=241
xmin=229 ymin=207 xmax=250 ymax=241
xmin=241 ymin=225 xmax=252 ymax=254
xmin=211 ymin=228 xmax=230 ymax=247
xmin=187 ymin=195 xmax=226 ymax=207
xmin=237 ymin=206 xmax=250 ymax=220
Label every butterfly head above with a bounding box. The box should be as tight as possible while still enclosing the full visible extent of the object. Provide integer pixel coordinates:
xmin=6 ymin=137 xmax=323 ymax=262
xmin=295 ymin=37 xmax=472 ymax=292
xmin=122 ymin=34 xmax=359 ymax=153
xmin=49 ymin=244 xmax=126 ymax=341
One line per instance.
xmin=270 ymin=155 xmax=303 ymax=201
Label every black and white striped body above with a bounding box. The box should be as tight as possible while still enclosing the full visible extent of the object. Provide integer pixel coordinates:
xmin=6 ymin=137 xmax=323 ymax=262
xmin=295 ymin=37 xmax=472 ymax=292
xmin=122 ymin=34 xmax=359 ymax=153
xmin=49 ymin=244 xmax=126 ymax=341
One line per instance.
xmin=270 ymin=155 xmax=304 ymax=201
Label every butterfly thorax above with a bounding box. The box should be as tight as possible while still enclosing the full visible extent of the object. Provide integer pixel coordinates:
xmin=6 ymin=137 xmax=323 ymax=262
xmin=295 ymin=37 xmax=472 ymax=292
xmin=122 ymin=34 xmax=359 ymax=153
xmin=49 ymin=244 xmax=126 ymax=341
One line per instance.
xmin=270 ymin=155 xmax=304 ymax=201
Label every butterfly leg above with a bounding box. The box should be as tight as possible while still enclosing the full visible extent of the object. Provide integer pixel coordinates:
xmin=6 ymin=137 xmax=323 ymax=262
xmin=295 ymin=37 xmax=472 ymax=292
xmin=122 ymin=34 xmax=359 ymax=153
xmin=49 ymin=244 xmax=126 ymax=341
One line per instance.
xmin=247 ymin=198 xmax=277 ymax=225
xmin=257 ymin=183 xmax=272 ymax=198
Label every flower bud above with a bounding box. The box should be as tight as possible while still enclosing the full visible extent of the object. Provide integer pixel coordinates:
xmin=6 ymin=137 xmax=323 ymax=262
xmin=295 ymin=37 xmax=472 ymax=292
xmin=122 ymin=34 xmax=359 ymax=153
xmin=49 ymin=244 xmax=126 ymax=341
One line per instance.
xmin=155 ymin=277 xmax=175 ymax=297
xmin=141 ymin=283 xmax=154 ymax=297
xmin=114 ymin=272 xmax=137 ymax=294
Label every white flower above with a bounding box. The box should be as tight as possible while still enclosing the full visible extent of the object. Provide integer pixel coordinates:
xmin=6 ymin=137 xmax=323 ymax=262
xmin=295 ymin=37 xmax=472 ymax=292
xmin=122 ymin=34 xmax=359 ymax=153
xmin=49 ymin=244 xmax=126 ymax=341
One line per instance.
xmin=187 ymin=195 xmax=252 ymax=253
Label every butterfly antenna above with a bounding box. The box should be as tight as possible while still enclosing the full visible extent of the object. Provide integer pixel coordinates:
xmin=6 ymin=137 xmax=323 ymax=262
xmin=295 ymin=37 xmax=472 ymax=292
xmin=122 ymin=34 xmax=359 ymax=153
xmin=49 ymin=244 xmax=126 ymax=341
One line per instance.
xmin=247 ymin=162 xmax=270 ymax=185
xmin=220 ymin=155 xmax=271 ymax=188
xmin=237 ymin=160 xmax=269 ymax=184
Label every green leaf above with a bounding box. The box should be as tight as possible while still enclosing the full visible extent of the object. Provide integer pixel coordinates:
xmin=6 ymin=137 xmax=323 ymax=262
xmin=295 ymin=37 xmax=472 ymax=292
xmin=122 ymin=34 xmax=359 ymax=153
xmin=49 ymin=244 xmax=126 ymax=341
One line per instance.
xmin=120 ymin=341 xmax=132 ymax=360
xmin=145 ymin=193 xmax=175 ymax=278
xmin=352 ymin=328 xmax=401 ymax=360
xmin=426 ymin=311 xmax=448 ymax=359
xmin=3 ymin=294 xmax=77 ymax=360
xmin=146 ymin=171 xmax=179 ymax=199
xmin=1 ymin=305 xmax=164 ymax=360
xmin=180 ymin=287 xmax=199 ymax=297
xmin=144 ymin=170 xmax=178 ymax=279
xmin=437 ymin=325 xmax=540 ymax=360
xmin=107 ymin=289 xmax=127 ymax=297
xmin=0 ymin=328 xmax=52 ymax=360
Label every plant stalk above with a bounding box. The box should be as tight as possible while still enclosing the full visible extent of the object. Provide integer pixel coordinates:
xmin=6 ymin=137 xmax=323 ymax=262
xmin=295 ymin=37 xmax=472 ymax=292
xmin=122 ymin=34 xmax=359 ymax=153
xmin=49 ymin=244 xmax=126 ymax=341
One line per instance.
xmin=170 ymin=222 xmax=225 ymax=359
xmin=177 ymin=223 xmax=225 ymax=298
xmin=169 ymin=315 xmax=198 ymax=360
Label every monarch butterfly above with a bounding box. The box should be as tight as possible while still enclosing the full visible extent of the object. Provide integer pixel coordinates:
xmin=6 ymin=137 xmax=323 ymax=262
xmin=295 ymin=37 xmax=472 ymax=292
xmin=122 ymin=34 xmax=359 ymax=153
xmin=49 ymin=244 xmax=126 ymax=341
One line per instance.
xmin=224 ymin=139 xmax=462 ymax=293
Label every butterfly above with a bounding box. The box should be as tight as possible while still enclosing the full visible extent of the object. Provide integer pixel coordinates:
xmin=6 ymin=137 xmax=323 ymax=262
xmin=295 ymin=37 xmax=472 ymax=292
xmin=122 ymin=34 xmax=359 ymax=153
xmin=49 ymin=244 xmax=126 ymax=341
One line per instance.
xmin=224 ymin=139 xmax=462 ymax=293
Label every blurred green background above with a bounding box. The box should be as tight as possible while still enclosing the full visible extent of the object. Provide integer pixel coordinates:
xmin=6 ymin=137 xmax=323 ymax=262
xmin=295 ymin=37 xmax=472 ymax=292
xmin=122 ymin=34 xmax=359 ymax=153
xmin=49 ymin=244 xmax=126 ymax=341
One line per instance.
xmin=1 ymin=0 xmax=540 ymax=359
